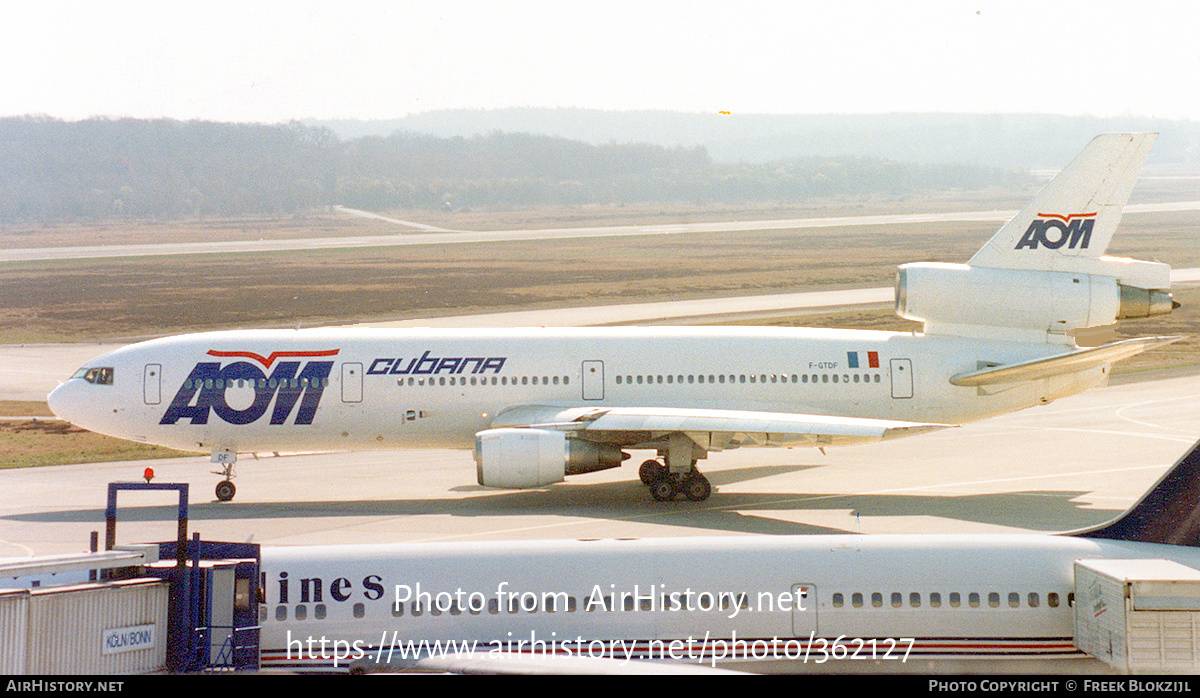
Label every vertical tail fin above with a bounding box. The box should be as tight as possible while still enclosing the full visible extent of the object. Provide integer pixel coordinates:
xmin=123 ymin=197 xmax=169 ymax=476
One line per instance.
xmin=968 ymin=133 xmax=1157 ymax=273
xmin=1077 ymin=437 xmax=1200 ymax=546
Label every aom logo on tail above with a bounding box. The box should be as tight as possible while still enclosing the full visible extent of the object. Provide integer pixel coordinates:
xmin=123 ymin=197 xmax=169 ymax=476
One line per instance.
xmin=1014 ymin=212 xmax=1097 ymax=250
xmin=160 ymin=349 xmax=339 ymax=426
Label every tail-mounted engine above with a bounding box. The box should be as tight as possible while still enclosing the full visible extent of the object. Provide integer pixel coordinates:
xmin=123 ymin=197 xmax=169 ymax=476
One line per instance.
xmin=895 ymin=262 xmax=1175 ymax=341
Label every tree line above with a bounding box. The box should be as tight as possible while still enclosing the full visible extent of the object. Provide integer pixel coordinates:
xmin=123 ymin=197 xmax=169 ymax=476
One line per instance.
xmin=0 ymin=116 xmax=1028 ymax=223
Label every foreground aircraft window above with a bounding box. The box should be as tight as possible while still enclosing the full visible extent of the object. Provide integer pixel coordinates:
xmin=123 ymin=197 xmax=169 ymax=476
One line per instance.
xmin=969 ymin=593 xmax=980 ymax=608
xmin=295 ymin=605 xmax=307 ymax=620
xmin=930 ymin=593 xmax=941 ymax=607
xmin=988 ymin=592 xmax=1000 ymax=608
xmin=871 ymin=592 xmax=882 ymax=607
xmin=1048 ymin=593 xmax=1060 ymax=608
xmin=392 ymin=602 xmax=404 ymax=617
xmin=1008 ymin=592 xmax=1020 ymax=608
xmin=949 ymin=592 xmax=960 ymax=607
xmin=832 ymin=593 xmax=844 ymax=608
xmin=851 ymin=592 xmax=863 ymax=608
xmin=315 ymin=605 xmax=326 ymax=619
xmin=891 ymin=592 xmax=902 ymax=607
xmin=910 ymin=592 xmax=921 ymax=607
xmin=1028 ymin=593 xmax=1039 ymax=608
xmin=353 ymin=603 xmax=365 ymax=619
xmin=275 ymin=606 xmax=287 ymax=621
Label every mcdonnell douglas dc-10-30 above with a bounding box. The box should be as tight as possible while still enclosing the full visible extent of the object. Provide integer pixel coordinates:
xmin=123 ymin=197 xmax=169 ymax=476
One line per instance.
xmin=48 ymin=134 xmax=1180 ymax=502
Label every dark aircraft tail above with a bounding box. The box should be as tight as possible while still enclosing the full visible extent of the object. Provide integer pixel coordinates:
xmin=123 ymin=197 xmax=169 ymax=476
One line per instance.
xmin=1075 ymin=437 xmax=1200 ymax=546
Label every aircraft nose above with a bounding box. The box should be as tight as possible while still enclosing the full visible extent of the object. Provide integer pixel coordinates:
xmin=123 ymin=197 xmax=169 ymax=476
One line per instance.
xmin=47 ymin=381 xmax=78 ymax=423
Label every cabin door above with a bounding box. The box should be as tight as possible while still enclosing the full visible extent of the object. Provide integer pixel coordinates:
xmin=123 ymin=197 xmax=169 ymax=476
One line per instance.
xmin=790 ymin=583 xmax=816 ymax=636
xmin=143 ymin=364 xmax=161 ymax=405
xmin=582 ymin=360 xmax=604 ymax=400
xmin=341 ymin=362 xmax=363 ymax=403
xmin=890 ymin=358 xmax=913 ymax=399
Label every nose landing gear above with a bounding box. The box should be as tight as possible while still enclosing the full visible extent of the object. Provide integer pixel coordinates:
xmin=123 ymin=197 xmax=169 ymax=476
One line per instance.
xmin=211 ymin=449 xmax=238 ymax=502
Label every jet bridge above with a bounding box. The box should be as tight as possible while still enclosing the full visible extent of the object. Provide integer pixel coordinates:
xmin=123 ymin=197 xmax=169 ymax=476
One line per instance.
xmin=0 ymin=482 xmax=260 ymax=673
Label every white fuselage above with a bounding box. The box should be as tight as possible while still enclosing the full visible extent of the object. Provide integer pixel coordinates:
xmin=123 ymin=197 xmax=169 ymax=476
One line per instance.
xmin=258 ymin=534 xmax=1200 ymax=671
xmin=48 ymin=326 xmax=1101 ymax=455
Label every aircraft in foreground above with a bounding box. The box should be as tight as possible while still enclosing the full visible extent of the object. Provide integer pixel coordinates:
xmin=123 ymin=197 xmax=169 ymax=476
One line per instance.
xmin=48 ymin=133 xmax=1179 ymax=502
xmin=257 ymin=436 xmax=1200 ymax=673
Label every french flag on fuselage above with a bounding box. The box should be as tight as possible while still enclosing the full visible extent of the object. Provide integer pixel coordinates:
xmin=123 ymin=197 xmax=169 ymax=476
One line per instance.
xmin=847 ymin=351 xmax=880 ymax=369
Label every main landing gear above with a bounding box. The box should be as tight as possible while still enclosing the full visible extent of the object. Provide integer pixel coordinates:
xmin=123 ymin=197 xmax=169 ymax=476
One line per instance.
xmin=638 ymin=459 xmax=712 ymax=502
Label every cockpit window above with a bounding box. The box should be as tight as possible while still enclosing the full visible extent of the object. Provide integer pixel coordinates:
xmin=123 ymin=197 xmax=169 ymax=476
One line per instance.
xmin=73 ymin=367 xmax=115 ymax=385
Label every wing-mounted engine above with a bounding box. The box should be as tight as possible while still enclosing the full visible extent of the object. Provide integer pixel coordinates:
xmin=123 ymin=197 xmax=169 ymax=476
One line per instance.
xmin=474 ymin=428 xmax=627 ymax=489
xmin=895 ymin=133 xmax=1176 ymax=343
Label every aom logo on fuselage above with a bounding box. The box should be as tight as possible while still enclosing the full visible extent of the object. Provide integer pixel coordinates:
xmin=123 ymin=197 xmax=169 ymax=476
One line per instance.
xmin=160 ymin=349 xmax=338 ymax=426
xmin=1014 ymin=212 xmax=1097 ymax=250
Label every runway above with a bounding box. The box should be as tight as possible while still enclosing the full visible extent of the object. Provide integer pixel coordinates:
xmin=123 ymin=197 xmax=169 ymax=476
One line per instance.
xmin=3 ymin=368 xmax=1197 ymax=558
xmin=4 ymin=200 xmax=1200 ymax=263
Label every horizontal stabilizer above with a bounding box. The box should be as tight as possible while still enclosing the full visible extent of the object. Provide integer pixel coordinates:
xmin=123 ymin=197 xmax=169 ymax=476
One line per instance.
xmin=949 ymin=336 xmax=1182 ymax=387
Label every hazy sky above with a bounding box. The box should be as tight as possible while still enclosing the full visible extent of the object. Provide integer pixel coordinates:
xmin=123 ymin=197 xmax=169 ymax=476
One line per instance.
xmin=6 ymin=1 xmax=1199 ymax=123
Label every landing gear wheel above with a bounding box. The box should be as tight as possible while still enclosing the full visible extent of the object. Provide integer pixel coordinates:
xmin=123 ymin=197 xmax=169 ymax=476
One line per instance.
xmin=683 ymin=474 xmax=712 ymax=501
xmin=650 ymin=478 xmax=677 ymax=502
xmin=639 ymin=459 xmax=667 ymax=485
xmin=215 ymin=480 xmax=236 ymax=502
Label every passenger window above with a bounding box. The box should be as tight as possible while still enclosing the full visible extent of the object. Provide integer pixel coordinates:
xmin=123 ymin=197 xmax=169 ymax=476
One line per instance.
xmin=949 ymin=592 xmax=960 ymax=607
xmin=1048 ymin=593 xmax=1060 ymax=608
xmin=851 ymin=592 xmax=862 ymax=607
xmin=930 ymin=592 xmax=941 ymax=607
xmin=1008 ymin=592 xmax=1020 ymax=608
xmin=871 ymin=592 xmax=882 ymax=608
xmin=891 ymin=592 xmax=902 ymax=607
xmin=969 ymin=593 xmax=980 ymax=608
xmin=909 ymin=592 xmax=921 ymax=607
xmin=832 ymin=593 xmax=844 ymax=608
xmin=988 ymin=592 xmax=1000 ymax=608
xmin=353 ymin=603 xmax=365 ymax=619
xmin=295 ymin=605 xmax=307 ymax=620
xmin=1027 ymin=593 xmax=1039 ymax=608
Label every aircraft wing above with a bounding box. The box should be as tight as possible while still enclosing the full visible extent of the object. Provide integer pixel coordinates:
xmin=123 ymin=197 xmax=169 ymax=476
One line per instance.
xmin=949 ymin=335 xmax=1182 ymax=387
xmin=491 ymin=405 xmax=951 ymax=450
